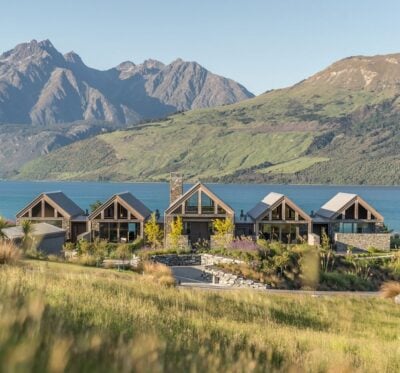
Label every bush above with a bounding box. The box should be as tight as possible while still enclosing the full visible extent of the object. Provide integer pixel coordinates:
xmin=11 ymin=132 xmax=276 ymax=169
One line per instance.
xmin=70 ymin=254 xmax=97 ymax=267
xmin=137 ymin=246 xmax=191 ymax=260
xmin=319 ymin=271 xmax=375 ymax=291
xmin=380 ymin=281 xmax=400 ymax=299
xmin=0 ymin=241 xmax=21 ymax=265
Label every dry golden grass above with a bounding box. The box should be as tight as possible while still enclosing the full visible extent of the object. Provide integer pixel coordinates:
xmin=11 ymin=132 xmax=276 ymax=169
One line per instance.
xmin=141 ymin=261 xmax=176 ymax=287
xmin=380 ymin=281 xmax=400 ymax=299
xmin=0 ymin=240 xmax=21 ymax=265
xmin=0 ymin=260 xmax=399 ymax=372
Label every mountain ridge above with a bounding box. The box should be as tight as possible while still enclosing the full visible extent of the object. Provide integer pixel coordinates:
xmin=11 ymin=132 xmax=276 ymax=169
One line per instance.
xmin=0 ymin=39 xmax=254 ymax=125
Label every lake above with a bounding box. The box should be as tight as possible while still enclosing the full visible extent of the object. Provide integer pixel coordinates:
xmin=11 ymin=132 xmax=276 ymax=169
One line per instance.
xmin=0 ymin=181 xmax=399 ymax=232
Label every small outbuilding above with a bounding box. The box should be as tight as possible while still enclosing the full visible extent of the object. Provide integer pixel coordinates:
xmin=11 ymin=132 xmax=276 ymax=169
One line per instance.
xmin=2 ymin=223 xmax=66 ymax=254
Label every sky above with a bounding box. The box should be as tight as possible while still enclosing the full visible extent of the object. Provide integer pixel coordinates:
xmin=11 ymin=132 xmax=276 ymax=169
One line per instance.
xmin=1 ymin=0 xmax=400 ymax=95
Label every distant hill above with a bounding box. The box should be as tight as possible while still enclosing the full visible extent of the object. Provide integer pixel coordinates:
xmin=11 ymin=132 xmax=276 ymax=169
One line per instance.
xmin=0 ymin=39 xmax=254 ymax=176
xmin=16 ymin=52 xmax=400 ymax=184
xmin=0 ymin=39 xmax=253 ymax=125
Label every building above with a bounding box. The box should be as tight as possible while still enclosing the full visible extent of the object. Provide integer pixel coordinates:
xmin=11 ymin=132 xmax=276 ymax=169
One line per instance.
xmin=88 ymin=192 xmax=152 ymax=242
xmin=313 ymin=192 xmax=390 ymax=251
xmin=16 ymin=191 xmax=87 ymax=242
xmin=247 ymin=192 xmax=312 ymax=244
xmin=2 ymin=223 xmax=66 ymax=254
xmin=165 ymin=174 xmax=235 ymax=245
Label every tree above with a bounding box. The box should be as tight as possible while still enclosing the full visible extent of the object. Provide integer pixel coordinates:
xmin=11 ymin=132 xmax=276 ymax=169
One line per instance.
xmin=319 ymin=230 xmax=335 ymax=273
xmin=144 ymin=213 xmax=163 ymax=249
xmin=212 ymin=218 xmax=234 ymax=249
xmin=21 ymin=220 xmax=33 ymax=252
xmin=0 ymin=216 xmax=9 ymax=239
xmin=168 ymin=216 xmax=183 ymax=249
xmin=90 ymin=200 xmax=103 ymax=213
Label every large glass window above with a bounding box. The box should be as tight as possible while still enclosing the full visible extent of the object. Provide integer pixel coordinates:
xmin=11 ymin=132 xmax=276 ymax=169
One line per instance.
xmin=117 ymin=203 xmax=128 ymax=219
xmin=344 ymin=204 xmax=355 ymax=219
xmin=271 ymin=205 xmax=282 ymax=220
xmin=104 ymin=204 xmax=114 ymax=219
xmin=358 ymin=204 xmax=368 ymax=219
xmin=201 ymin=192 xmax=215 ymax=214
xmin=32 ymin=202 xmax=42 ymax=218
xmin=44 ymin=202 xmax=55 ymax=218
xmin=185 ymin=193 xmax=198 ymax=214
xmin=285 ymin=205 xmax=296 ymax=220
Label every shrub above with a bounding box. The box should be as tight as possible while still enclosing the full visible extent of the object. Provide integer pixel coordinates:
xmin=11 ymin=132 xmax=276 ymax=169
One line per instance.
xmin=320 ymin=271 xmax=375 ymax=291
xmin=0 ymin=241 xmax=21 ymax=265
xmin=380 ymin=281 xmax=400 ymax=299
xmin=72 ymin=254 xmax=97 ymax=267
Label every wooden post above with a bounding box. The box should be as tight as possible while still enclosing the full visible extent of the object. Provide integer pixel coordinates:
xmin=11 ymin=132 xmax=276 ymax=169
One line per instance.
xmin=198 ymin=191 xmax=202 ymax=214
xmin=41 ymin=200 xmax=45 ymax=218
xmin=355 ymin=200 xmax=359 ymax=219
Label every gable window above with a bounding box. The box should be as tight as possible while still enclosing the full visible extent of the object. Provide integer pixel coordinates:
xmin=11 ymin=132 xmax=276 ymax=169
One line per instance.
xmin=185 ymin=192 xmax=198 ymax=214
xmin=117 ymin=203 xmax=128 ymax=219
xmin=358 ymin=204 xmax=368 ymax=219
xmin=344 ymin=204 xmax=355 ymax=219
xmin=201 ymin=192 xmax=215 ymax=214
xmin=217 ymin=205 xmax=226 ymax=214
xmin=104 ymin=204 xmax=115 ymax=219
xmin=31 ymin=202 xmax=42 ymax=218
xmin=285 ymin=204 xmax=296 ymax=221
xmin=271 ymin=205 xmax=282 ymax=220
xmin=44 ymin=201 xmax=55 ymax=218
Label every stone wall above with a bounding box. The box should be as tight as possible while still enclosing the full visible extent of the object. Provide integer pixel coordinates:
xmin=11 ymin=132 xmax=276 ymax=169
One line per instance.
xmin=203 ymin=267 xmax=266 ymax=289
xmin=334 ymin=233 xmax=391 ymax=251
xmin=150 ymin=253 xmax=244 ymax=266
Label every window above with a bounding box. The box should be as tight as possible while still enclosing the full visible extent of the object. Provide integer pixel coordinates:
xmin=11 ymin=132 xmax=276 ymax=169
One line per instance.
xmin=201 ymin=192 xmax=215 ymax=214
xmin=171 ymin=205 xmax=183 ymax=215
xmin=285 ymin=205 xmax=296 ymax=220
xmin=185 ymin=192 xmax=198 ymax=214
xmin=217 ymin=205 xmax=226 ymax=214
xmin=44 ymin=201 xmax=55 ymax=218
xmin=344 ymin=204 xmax=355 ymax=219
xmin=358 ymin=204 xmax=368 ymax=219
xmin=32 ymin=202 xmax=42 ymax=218
xmin=104 ymin=204 xmax=114 ymax=219
xmin=271 ymin=205 xmax=282 ymax=220
xmin=117 ymin=203 xmax=128 ymax=219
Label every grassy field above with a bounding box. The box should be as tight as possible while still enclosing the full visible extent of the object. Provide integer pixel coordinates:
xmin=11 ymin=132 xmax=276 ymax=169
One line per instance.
xmin=0 ymin=260 xmax=399 ymax=372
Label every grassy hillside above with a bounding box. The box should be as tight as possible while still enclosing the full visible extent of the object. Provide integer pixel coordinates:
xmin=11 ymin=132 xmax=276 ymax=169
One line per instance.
xmin=16 ymin=53 xmax=400 ymax=184
xmin=1 ymin=260 xmax=399 ymax=372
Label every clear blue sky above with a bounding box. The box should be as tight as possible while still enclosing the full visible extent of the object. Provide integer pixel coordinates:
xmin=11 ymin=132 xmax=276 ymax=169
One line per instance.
xmin=1 ymin=0 xmax=399 ymax=94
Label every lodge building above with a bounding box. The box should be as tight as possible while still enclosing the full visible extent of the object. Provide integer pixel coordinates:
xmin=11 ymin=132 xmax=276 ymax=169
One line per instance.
xmin=7 ymin=175 xmax=391 ymax=252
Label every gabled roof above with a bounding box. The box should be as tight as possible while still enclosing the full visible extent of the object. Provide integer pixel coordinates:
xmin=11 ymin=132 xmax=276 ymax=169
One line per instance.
xmin=2 ymin=223 xmax=65 ymax=239
xmin=316 ymin=192 xmax=383 ymax=221
xmin=165 ymin=182 xmax=235 ymax=215
xmin=16 ymin=191 xmax=84 ymax=218
xmin=88 ymin=192 xmax=152 ymax=220
xmin=247 ymin=192 xmax=311 ymax=221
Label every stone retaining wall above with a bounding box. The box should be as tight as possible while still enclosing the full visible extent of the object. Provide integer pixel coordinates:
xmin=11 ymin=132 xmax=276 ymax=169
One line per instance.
xmin=203 ymin=267 xmax=266 ymax=289
xmin=150 ymin=253 xmax=245 ymax=266
xmin=334 ymin=233 xmax=391 ymax=251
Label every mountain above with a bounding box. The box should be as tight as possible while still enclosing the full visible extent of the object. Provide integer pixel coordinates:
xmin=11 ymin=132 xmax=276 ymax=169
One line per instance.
xmin=0 ymin=39 xmax=254 ymax=125
xmin=16 ymin=52 xmax=400 ymax=184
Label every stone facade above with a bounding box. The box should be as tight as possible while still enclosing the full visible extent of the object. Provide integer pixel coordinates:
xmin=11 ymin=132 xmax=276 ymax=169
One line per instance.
xmin=334 ymin=233 xmax=391 ymax=251
xmin=170 ymin=173 xmax=183 ymax=204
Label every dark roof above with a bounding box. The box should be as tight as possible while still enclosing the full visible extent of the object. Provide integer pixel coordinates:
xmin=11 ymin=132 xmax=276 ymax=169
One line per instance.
xmin=117 ymin=192 xmax=152 ymax=219
xmin=45 ymin=192 xmax=85 ymax=217
xmin=88 ymin=192 xmax=152 ymax=220
xmin=16 ymin=191 xmax=84 ymax=218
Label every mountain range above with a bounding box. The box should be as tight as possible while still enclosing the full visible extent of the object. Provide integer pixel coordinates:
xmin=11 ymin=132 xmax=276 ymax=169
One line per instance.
xmin=0 ymin=39 xmax=253 ymax=125
xmin=16 ymin=51 xmax=400 ymax=185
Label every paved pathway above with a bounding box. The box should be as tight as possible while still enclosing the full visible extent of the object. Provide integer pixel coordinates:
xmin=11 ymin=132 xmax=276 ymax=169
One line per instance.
xmin=171 ymin=265 xmax=379 ymax=297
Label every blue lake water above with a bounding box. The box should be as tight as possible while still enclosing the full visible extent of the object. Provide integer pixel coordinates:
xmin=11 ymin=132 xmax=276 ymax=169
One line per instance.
xmin=0 ymin=181 xmax=399 ymax=232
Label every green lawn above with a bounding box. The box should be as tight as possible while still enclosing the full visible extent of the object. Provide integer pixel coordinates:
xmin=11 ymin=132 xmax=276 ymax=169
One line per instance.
xmin=0 ymin=260 xmax=399 ymax=372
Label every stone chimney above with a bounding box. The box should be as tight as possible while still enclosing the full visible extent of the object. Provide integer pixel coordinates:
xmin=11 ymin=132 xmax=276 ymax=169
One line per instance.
xmin=170 ymin=172 xmax=183 ymax=205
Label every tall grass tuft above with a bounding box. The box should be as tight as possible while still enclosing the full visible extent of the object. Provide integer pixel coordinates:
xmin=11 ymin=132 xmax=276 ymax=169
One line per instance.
xmin=140 ymin=261 xmax=176 ymax=287
xmin=0 ymin=241 xmax=21 ymax=265
xmin=380 ymin=281 xmax=400 ymax=299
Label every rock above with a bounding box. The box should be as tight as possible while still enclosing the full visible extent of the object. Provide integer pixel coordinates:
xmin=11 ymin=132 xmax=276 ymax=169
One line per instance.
xmin=395 ymin=294 xmax=400 ymax=305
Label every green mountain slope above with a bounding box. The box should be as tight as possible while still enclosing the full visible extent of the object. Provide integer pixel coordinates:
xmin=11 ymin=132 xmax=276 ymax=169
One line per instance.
xmin=17 ymin=53 xmax=400 ymax=184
